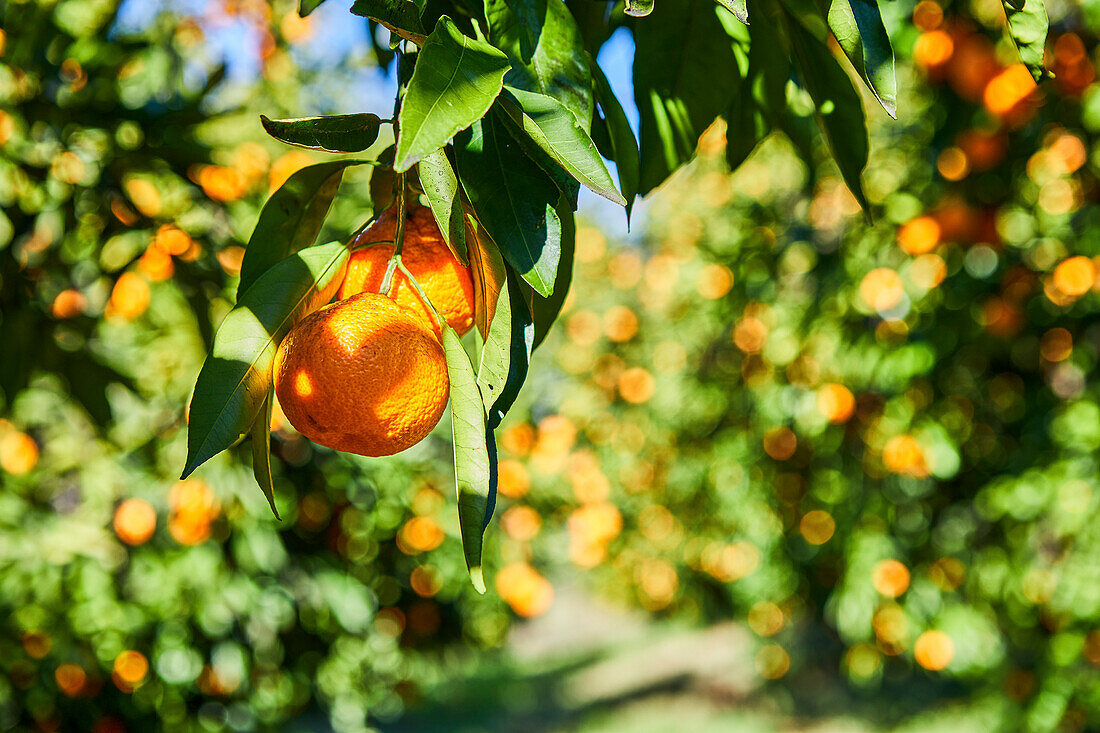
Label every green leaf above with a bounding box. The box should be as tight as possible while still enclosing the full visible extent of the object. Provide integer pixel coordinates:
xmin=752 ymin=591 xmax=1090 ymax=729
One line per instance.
xmin=237 ymin=160 xmax=363 ymax=298
xmin=260 ymin=113 xmax=383 ymax=153
xmin=717 ymin=0 xmax=748 ymax=24
xmin=485 ymin=0 xmax=594 ymax=126
xmin=592 ymin=63 xmax=639 ymax=220
xmin=299 ymin=0 xmax=327 ymax=16
xmin=497 ymin=86 xmax=626 ymax=205
xmin=455 ymin=117 xmax=562 ymax=297
xmin=633 ymin=0 xmax=738 ymax=195
xmin=828 ymin=0 xmax=897 ymax=118
xmin=625 ymin=0 xmax=656 ymax=16
xmin=477 ymin=270 xmax=534 ymax=429
xmin=417 ymin=147 xmax=468 ymax=264
xmin=182 ymin=242 xmax=349 ymax=479
xmin=1002 ymin=0 xmax=1048 ymax=81
xmin=465 ymin=207 xmax=508 ymax=339
xmin=784 ymin=11 xmax=871 ymax=211
xmin=441 ymin=325 xmax=492 ymax=593
xmin=395 ymin=16 xmax=510 ymax=172
xmin=528 ymin=195 xmax=575 ymax=349
xmin=251 ymin=389 xmax=280 ymax=519
xmin=350 ymin=0 xmax=427 ymax=44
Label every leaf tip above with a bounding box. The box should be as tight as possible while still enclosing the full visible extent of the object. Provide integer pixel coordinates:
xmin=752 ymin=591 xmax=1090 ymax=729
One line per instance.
xmin=469 ymin=566 xmax=486 ymax=594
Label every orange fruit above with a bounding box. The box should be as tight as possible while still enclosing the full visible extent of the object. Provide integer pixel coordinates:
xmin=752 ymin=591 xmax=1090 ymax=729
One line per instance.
xmin=274 ymin=292 xmax=449 ymax=456
xmin=113 ymin=498 xmax=157 ymax=546
xmin=339 ymin=205 xmax=474 ymax=335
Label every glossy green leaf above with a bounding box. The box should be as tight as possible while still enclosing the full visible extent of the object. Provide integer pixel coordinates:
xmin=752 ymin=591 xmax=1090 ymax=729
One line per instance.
xmin=455 ymin=117 xmax=562 ymax=297
xmin=625 ymin=0 xmax=656 ymax=16
xmin=828 ymin=0 xmax=897 ymax=118
xmin=182 ymin=242 xmax=349 ymax=479
xmin=717 ymin=0 xmax=748 ymax=24
xmin=395 ymin=16 xmax=510 ymax=172
xmin=260 ymin=113 xmax=384 ymax=153
xmin=237 ymin=160 xmax=363 ymax=298
xmin=417 ymin=147 xmax=468 ymax=263
xmin=485 ymin=0 xmax=594 ymax=126
xmin=592 ymin=63 xmax=639 ymax=220
xmin=477 ymin=270 xmax=534 ymax=429
xmin=785 ymin=11 xmax=870 ymax=211
xmin=251 ymin=389 xmax=280 ymax=519
xmin=633 ymin=0 xmax=738 ymax=195
xmin=465 ymin=207 xmax=508 ymax=339
xmin=1002 ymin=0 xmax=1048 ymax=81
xmin=442 ymin=325 xmax=492 ymax=593
xmin=498 ymin=86 xmax=626 ymax=205
xmin=350 ymin=0 xmax=427 ymax=44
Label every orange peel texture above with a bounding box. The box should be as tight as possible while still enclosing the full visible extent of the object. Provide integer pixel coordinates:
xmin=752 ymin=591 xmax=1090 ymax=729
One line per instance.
xmin=274 ymin=292 xmax=449 ymax=457
xmin=339 ymin=205 xmax=475 ymax=335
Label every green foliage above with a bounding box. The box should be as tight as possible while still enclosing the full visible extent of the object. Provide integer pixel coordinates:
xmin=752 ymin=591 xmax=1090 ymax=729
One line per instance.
xmin=259 ymin=113 xmax=383 ymax=153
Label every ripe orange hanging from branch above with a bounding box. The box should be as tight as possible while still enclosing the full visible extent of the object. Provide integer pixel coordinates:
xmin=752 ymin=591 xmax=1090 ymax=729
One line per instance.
xmin=338 ymin=204 xmax=475 ymax=335
xmin=274 ymin=292 xmax=450 ymax=457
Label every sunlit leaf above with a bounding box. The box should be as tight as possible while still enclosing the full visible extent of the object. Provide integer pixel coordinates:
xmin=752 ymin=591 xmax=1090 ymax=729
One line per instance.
xmin=417 ymin=147 xmax=467 ymax=263
xmin=182 ymin=243 xmax=349 ymax=479
xmin=486 ymin=0 xmax=594 ymax=126
xmin=464 ymin=207 xmax=508 ymax=339
xmin=442 ymin=325 xmax=492 ymax=593
xmin=237 ymin=160 xmax=364 ymax=297
xmin=497 ymin=86 xmax=626 ymax=205
xmin=1002 ymin=0 xmax=1048 ymax=81
xmin=828 ymin=0 xmax=897 ymax=118
xmin=716 ymin=0 xmax=748 ymax=24
xmin=395 ymin=16 xmax=509 ymax=172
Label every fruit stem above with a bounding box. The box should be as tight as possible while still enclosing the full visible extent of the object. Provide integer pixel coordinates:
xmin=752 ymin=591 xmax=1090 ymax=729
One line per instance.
xmin=379 ymin=172 xmax=408 ymax=294
xmin=397 ymin=259 xmax=446 ymax=331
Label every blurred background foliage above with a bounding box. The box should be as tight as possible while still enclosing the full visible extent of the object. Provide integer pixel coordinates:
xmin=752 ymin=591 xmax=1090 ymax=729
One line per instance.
xmin=3 ymin=0 xmax=1100 ymax=731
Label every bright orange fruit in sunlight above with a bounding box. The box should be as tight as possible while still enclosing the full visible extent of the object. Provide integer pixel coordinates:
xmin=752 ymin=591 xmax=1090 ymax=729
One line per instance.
xmin=113 ymin=498 xmax=157 ymax=546
xmin=1052 ymin=256 xmax=1095 ymax=297
xmin=108 ymin=272 xmax=151 ymax=320
xmin=817 ymin=383 xmax=855 ymax=423
xmin=495 ymin=562 xmax=554 ymax=617
xmin=338 ymin=205 xmax=474 ymax=335
xmin=872 ymin=559 xmax=912 ymax=597
xmin=274 ymin=292 xmax=449 ymax=457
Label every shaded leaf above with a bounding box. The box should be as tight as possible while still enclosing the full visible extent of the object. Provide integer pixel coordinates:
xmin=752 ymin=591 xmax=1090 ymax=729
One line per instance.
xmin=350 ymin=0 xmax=427 ymax=44
xmin=260 ymin=113 xmax=384 ymax=153
xmin=486 ymin=0 xmax=594 ymax=126
xmin=784 ymin=11 xmax=871 ymax=210
xmin=633 ymin=0 xmax=738 ymax=195
xmin=237 ymin=160 xmax=363 ymax=298
xmin=455 ymin=117 xmax=562 ymax=297
xmin=441 ymin=325 xmax=492 ymax=593
xmin=251 ymin=389 xmax=280 ymax=519
xmin=417 ymin=147 xmax=468 ymax=263
xmin=828 ymin=0 xmax=897 ymax=118
xmin=498 ymin=86 xmax=626 ymax=205
xmin=592 ymin=63 xmax=639 ymax=220
xmin=464 ymin=207 xmax=508 ymax=339
xmin=182 ymin=242 xmax=349 ymax=479
xmin=477 ymin=270 xmax=534 ymax=429
xmin=395 ymin=16 xmax=510 ymax=172
xmin=528 ymin=195 xmax=575 ymax=349
xmin=1002 ymin=0 xmax=1048 ymax=81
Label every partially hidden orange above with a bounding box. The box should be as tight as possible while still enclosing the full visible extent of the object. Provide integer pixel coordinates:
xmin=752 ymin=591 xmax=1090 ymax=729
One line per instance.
xmin=338 ymin=205 xmax=474 ymax=335
xmin=274 ymin=292 xmax=449 ymax=457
